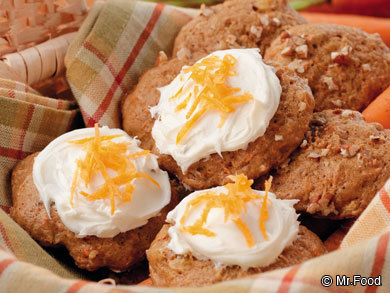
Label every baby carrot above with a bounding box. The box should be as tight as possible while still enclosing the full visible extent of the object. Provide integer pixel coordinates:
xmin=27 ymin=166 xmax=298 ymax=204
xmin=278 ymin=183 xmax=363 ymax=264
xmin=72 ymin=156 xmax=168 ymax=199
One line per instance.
xmin=362 ymin=86 xmax=390 ymax=129
xmin=300 ymin=12 xmax=390 ymax=46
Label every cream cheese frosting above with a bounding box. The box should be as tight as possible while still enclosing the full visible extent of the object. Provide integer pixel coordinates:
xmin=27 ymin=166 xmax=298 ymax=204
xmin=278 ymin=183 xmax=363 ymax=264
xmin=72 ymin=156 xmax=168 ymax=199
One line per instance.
xmin=151 ymin=48 xmax=281 ymax=172
xmin=33 ymin=127 xmax=171 ymax=238
xmin=166 ymin=176 xmax=299 ymax=269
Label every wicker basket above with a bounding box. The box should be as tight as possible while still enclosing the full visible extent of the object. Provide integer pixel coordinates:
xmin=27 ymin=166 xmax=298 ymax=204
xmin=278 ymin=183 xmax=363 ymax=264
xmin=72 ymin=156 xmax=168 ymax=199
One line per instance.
xmin=0 ymin=0 xmax=93 ymax=95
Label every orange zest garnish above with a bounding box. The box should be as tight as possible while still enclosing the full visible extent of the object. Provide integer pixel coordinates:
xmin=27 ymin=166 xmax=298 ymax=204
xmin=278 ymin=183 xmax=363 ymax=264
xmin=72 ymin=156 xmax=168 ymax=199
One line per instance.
xmin=171 ymin=54 xmax=254 ymax=144
xmin=179 ymin=174 xmax=271 ymax=248
xmin=68 ymin=124 xmax=159 ymax=215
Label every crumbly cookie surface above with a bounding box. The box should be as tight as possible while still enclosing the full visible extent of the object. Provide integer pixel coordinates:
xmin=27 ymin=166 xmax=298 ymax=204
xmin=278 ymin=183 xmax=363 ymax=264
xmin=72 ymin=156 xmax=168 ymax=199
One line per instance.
xmin=146 ymin=224 xmax=326 ymax=287
xmin=256 ymin=110 xmax=390 ymax=219
xmin=10 ymin=153 xmax=180 ymax=272
xmin=122 ymin=59 xmax=314 ymax=190
xmin=173 ymin=0 xmax=306 ymax=59
xmin=264 ymin=23 xmax=390 ymax=111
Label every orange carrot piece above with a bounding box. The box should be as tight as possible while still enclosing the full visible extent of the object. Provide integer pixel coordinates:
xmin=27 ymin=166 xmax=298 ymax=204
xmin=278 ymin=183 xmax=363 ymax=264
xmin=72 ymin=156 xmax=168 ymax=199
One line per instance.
xmin=305 ymin=1 xmax=390 ymax=18
xmin=362 ymin=86 xmax=390 ymax=129
xmin=300 ymin=12 xmax=390 ymax=46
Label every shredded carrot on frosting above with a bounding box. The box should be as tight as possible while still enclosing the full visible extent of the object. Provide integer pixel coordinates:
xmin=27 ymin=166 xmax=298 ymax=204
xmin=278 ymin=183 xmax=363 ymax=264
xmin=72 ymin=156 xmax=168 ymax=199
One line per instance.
xmin=68 ymin=124 xmax=159 ymax=215
xmin=179 ymin=174 xmax=272 ymax=247
xmin=171 ymin=54 xmax=254 ymax=144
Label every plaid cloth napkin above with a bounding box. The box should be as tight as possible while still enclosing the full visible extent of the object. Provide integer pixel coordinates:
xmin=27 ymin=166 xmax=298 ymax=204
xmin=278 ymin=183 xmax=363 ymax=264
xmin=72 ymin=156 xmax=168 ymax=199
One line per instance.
xmin=0 ymin=0 xmax=389 ymax=292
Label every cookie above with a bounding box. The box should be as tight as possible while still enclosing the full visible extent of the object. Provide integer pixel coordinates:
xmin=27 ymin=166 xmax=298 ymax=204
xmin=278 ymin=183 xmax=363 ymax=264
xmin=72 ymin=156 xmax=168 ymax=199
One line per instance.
xmin=122 ymin=57 xmax=314 ymax=190
xmin=10 ymin=153 xmax=181 ymax=272
xmin=256 ymin=110 xmax=390 ymax=219
xmin=264 ymin=23 xmax=390 ymax=111
xmin=146 ymin=224 xmax=326 ymax=287
xmin=173 ymin=0 xmax=306 ymax=59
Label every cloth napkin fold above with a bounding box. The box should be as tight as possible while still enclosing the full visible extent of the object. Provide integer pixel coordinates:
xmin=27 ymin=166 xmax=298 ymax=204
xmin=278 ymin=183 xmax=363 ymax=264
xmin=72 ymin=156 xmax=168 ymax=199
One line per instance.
xmin=0 ymin=0 xmax=389 ymax=292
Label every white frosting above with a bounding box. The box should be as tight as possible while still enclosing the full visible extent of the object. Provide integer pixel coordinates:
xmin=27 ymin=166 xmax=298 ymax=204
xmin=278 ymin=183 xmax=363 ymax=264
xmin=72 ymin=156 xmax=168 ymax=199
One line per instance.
xmin=166 ymin=187 xmax=299 ymax=269
xmin=33 ymin=127 xmax=171 ymax=238
xmin=151 ymin=49 xmax=281 ymax=172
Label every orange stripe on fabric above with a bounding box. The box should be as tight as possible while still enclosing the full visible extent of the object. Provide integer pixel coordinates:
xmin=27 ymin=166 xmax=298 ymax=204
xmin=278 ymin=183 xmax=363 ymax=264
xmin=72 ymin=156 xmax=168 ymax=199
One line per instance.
xmin=0 ymin=259 xmax=16 ymax=275
xmin=83 ymin=42 xmax=126 ymax=92
xmin=365 ymin=232 xmax=390 ymax=293
xmin=87 ymin=3 xmax=165 ymax=126
xmin=66 ymin=280 xmax=90 ymax=293
xmin=0 ymin=146 xmax=32 ymax=160
xmin=0 ymin=221 xmax=14 ymax=254
xmin=0 ymin=206 xmax=9 ymax=214
xmin=277 ymin=264 xmax=301 ymax=293
xmin=380 ymin=188 xmax=390 ymax=214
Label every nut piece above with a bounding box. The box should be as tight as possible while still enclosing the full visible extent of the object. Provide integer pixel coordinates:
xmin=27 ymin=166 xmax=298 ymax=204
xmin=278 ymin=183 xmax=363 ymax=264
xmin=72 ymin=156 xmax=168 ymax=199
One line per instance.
xmin=300 ymin=139 xmax=308 ymax=148
xmin=260 ymin=14 xmax=269 ymax=26
xmin=322 ymin=76 xmax=338 ymax=91
xmin=298 ymin=102 xmax=307 ymax=112
xmin=280 ymin=30 xmax=291 ymax=41
xmin=295 ymin=44 xmax=308 ymax=59
xmin=250 ymin=26 xmax=263 ymax=39
xmin=272 ymin=17 xmax=281 ymax=26
xmin=281 ymin=46 xmax=293 ymax=56
xmin=177 ymin=48 xmax=192 ymax=61
xmin=331 ymin=45 xmax=352 ymax=65
xmin=362 ymin=63 xmax=371 ymax=72
xmin=226 ymin=34 xmax=237 ymax=45
xmin=275 ymin=135 xmax=283 ymax=141
xmin=155 ymin=51 xmax=168 ymax=66
xmin=288 ymin=60 xmax=305 ymax=73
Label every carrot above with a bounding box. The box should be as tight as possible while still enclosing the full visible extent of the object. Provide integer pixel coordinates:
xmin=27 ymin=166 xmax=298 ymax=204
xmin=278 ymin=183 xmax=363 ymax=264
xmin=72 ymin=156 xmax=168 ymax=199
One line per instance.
xmin=300 ymin=12 xmax=390 ymax=46
xmin=303 ymin=0 xmax=390 ymax=17
xmin=362 ymin=86 xmax=390 ymax=129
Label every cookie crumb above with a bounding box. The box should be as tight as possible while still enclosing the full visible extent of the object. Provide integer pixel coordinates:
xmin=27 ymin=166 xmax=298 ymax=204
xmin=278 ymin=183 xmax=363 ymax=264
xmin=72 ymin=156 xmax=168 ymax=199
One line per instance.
xmin=260 ymin=14 xmax=269 ymax=26
xmin=272 ymin=17 xmax=281 ymax=26
xmin=298 ymin=102 xmax=307 ymax=112
xmin=322 ymin=76 xmax=338 ymax=91
xmin=275 ymin=135 xmax=283 ymax=141
xmin=362 ymin=63 xmax=371 ymax=72
xmin=295 ymin=44 xmax=308 ymax=59
xmin=281 ymin=46 xmax=293 ymax=56
xmin=250 ymin=26 xmax=263 ymax=39
xmin=331 ymin=46 xmax=352 ymax=65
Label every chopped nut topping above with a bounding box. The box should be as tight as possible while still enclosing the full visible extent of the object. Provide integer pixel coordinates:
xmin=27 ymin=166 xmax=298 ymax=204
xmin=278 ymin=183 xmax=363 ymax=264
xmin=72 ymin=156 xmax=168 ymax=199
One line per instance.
xmin=226 ymin=34 xmax=237 ymax=45
xmin=155 ymin=51 xmax=168 ymax=65
xmin=250 ymin=25 xmax=263 ymax=38
xmin=331 ymin=99 xmax=342 ymax=107
xmin=292 ymin=35 xmax=306 ymax=46
xmin=308 ymin=152 xmax=321 ymax=159
xmin=341 ymin=110 xmax=355 ymax=117
xmin=272 ymin=17 xmax=281 ymax=26
xmin=362 ymin=63 xmax=371 ymax=72
xmin=322 ymin=76 xmax=338 ymax=91
xmin=295 ymin=44 xmax=308 ymax=59
xmin=288 ymin=60 xmax=305 ymax=73
xmin=281 ymin=46 xmax=293 ymax=56
xmin=298 ymin=102 xmax=307 ymax=112
xmin=177 ymin=47 xmax=191 ymax=61
xmin=300 ymin=139 xmax=308 ymax=148
xmin=331 ymin=46 xmax=352 ymax=65
xmin=370 ymin=135 xmax=386 ymax=142
xmin=340 ymin=144 xmax=360 ymax=158
xmin=260 ymin=14 xmax=269 ymax=26
xmin=280 ymin=30 xmax=291 ymax=41
xmin=275 ymin=135 xmax=283 ymax=141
